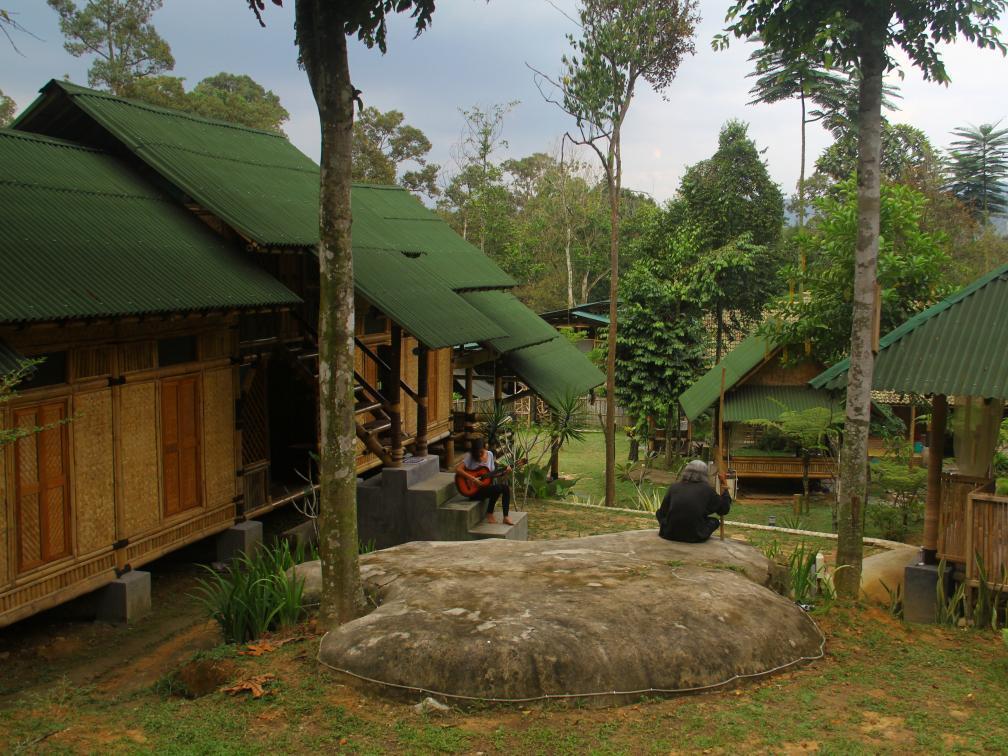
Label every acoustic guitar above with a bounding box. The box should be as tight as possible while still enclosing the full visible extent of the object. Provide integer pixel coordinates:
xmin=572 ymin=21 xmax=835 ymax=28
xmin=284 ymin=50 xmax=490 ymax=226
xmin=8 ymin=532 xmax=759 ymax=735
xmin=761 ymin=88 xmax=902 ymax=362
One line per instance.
xmin=455 ymin=457 xmax=526 ymax=498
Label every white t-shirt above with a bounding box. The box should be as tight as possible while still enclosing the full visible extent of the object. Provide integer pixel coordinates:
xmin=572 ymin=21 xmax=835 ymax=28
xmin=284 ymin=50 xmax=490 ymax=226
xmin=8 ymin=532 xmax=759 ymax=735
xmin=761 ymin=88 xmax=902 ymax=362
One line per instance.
xmin=463 ymin=449 xmax=495 ymax=472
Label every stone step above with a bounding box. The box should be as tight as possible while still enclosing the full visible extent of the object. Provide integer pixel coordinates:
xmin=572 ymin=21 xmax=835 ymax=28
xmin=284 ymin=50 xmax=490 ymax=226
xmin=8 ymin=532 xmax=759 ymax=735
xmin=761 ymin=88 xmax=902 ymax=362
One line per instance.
xmin=439 ymin=495 xmax=485 ymax=530
xmin=407 ymin=471 xmax=458 ymax=507
xmin=468 ymin=510 xmax=528 ymax=541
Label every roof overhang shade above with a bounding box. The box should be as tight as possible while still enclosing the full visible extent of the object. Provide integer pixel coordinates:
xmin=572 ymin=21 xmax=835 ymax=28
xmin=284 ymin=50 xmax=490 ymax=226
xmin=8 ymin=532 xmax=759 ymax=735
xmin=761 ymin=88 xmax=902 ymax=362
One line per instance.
xmin=0 ymin=129 xmax=300 ymax=323
xmin=353 ymin=248 xmax=505 ymax=349
xmin=811 ymin=264 xmax=1008 ymax=399
xmin=460 ymin=290 xmax=559 ymax=353
xmin=723 ymin=386 xmax=841 ymax=423
xmin=680 ymin=333 xmax=778 ymax=421
xmin=502 ymin=338 xmax=605 ymax=409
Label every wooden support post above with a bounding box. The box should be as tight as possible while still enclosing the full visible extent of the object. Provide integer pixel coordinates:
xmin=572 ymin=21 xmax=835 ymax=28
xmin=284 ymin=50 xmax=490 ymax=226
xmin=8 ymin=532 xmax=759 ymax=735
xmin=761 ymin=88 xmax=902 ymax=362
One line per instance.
xmin=908 ymin=404 xmax=917 ymax=469
xmin=718 ymin=367 xmax=727 ymax=540
xmin=388 ymin=323 xmax=404 ymax=467
xmin=494 ymin=373 xmax=503 ymax=403
xmin=923 ymin=394 xmax=947 ymax=564
xmin=464 ymin=366 xmax=475 ymax=450
xmin=445 ymin=351 xmax=455 ymax=463
xmin=415 ymin=344 xmax=429 ymax=458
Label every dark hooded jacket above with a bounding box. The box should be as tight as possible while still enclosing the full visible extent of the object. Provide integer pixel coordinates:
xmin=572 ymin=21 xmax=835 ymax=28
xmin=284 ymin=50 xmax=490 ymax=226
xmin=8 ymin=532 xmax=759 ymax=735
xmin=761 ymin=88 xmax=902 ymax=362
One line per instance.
xmin=655 ymin=480 xmax=731 ymax=543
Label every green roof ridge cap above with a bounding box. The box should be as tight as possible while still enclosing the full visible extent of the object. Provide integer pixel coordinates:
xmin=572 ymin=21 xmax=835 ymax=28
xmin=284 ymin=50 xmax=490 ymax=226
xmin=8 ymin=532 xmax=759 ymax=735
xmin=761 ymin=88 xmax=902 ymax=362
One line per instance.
xmin=47 ymin=79 xmax=291 ymax=139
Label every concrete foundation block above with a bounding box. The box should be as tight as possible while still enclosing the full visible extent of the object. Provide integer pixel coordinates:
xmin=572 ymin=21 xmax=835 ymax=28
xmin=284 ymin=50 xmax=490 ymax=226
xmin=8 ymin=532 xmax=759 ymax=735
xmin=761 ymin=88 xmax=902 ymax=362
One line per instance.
xmin=281 ymin=520 xmax=318 ymax=552
xmin=97 ymin=570 xmax=151 ymax=624
xmin=381 ymin=455 xmax=441 ymax=494
xmin=903 ymin=562 xmax=948 ymax=624
xmin=216 ymin=520 xmax=264 ymax=562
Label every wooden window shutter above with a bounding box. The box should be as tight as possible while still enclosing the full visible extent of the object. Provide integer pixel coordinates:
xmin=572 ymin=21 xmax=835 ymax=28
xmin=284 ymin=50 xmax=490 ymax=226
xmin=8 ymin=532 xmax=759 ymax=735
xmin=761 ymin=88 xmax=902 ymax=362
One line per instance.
xmin=13 ymin=403 xmax=71 ymax=572
xmin=161 ymin=376 xmax=202 ymax=516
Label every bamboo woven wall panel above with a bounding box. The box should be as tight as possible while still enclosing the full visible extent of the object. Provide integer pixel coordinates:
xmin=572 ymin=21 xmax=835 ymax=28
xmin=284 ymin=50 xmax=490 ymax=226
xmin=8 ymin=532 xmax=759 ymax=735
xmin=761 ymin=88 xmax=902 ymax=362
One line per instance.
xmin=203 ymin=367 xmax=236 ymax=506
xmin=966 ymin=492 xmax=1008 ymax=585
xmin=0 ymin=407 xmax=8 ymax=588
xmin=241 ymin=367 xmax=269 ymax=465
xmin=0 ymin=551 xmax=115 ymax=622
xmin=72 ymin=347 xmax=113 ymax=381
xmin=937 ymin=474 xmax=987 ymax=563
xmin=747 ymin=356 xmax=822 ymax=387
xmin=72 ymin=390 xmax=116 ymax=555
xmin=118 ymin=382 xmax=160 ymax=538
xmin=125 ymin=504 xmax=234 ymax=565
xmin=243 ymin=463 xmax=268 ymax=514
xmin=120 ymin=342 xmax=156 ymax=374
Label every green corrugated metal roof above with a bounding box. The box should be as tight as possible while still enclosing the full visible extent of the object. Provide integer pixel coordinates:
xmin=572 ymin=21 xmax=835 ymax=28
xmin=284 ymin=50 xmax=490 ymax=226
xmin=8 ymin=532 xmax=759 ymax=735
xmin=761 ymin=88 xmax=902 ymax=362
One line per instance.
xmin=679 ymin=332 xmax=778 ymax=421
xmin=504 ymin=337 xmax=605 ymax=408
xmin=811 ymin=263 xmax=1008 ymax=398
xmin=0 ymin=129 xmax=300 ymax=322
xmin=460 ymin=290 xmax=559 ymax=353
xmin=723 ymin=385 xmax=840 ymax=423
xmin=570 ymin=309 xmax=610 ymax=324
xmin=353 ymin=247 xmax=505 ymax=348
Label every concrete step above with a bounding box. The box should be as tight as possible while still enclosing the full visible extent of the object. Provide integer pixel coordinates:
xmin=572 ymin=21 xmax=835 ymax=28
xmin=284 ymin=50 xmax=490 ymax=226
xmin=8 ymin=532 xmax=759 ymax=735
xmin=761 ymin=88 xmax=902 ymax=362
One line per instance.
xmin=468 ymin=510 xmax=528 ymax=541
xmin=407 ymin=471 xmax=458 ymax=507
xmin=439 ymin=495 xmax=485 ymax=530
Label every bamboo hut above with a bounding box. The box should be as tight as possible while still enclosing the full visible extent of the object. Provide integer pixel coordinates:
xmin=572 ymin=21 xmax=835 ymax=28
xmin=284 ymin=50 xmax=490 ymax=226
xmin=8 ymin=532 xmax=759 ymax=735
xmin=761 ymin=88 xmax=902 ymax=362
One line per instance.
xmin=0 ymin=129 xmax=299 ymax=627
xmin=1 ymin=81 xmax=604 ymax=624
xmin=811 ymin=263 xmax=1008 ymax=593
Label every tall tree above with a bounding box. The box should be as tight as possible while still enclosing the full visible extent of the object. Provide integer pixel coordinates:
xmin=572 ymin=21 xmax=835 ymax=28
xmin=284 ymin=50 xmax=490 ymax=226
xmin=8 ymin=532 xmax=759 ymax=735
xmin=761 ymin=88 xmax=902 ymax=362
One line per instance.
xmin=0 ymin=89 xmax=15 ymax=127
xmin=747 ymin=44 xmax=846 ymax=227
xmin=816 ymin=122 xmax=936 ymax=183
xmin=189 ymin=73 xmax=289 ymax=133
xmin=247 ymin=0 xmax=439 ymax=626
xmin=124 ymin=73 xmax=290 ymax=133
xmin=945 ymin=121 xmax=1008 ymax=223
xmin=47 ymin=0 xmax=174 ymax=94
xmin=535 ymin=0 xmax=699 ymax=507
xmin=676 ymin=119 xmax=785 ymax=360
xmin=719 ymin=0 xmax=1007 ymax=598
xmin=352 ymin=106 xmax=440 ymax=198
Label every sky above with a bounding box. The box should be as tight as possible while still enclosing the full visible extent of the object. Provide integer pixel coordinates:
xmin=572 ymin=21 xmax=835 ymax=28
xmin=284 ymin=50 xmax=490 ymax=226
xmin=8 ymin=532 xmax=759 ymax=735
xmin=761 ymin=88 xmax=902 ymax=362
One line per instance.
xmin=4 ymin=1 xmax=1008 ymax=204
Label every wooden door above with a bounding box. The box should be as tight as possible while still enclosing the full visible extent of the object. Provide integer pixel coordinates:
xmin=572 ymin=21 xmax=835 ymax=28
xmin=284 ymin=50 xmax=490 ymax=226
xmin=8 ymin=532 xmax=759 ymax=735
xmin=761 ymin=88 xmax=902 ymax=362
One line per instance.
xmin=161 ymin=376 xmax=202 ymax=517
xmin=13 ymin=402 xmax=71 ymax=572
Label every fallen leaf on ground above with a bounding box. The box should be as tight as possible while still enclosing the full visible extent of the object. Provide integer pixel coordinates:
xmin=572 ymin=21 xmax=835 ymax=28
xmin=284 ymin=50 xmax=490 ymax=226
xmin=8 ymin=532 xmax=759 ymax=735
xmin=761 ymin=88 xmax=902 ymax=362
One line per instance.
xmin=239 ymin=637 xmax=305 ymax=656
xmin=221 ymin=674 xmax=276 ymax=698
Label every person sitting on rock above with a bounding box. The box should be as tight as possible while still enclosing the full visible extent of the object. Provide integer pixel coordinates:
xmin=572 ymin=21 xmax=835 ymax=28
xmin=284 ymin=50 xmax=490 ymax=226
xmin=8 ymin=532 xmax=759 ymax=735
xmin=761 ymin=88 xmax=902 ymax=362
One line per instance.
xmin=455 ymin=437 xmax=513 ymax=525
xmin=656 ymin=459 xmax=731 ymax=543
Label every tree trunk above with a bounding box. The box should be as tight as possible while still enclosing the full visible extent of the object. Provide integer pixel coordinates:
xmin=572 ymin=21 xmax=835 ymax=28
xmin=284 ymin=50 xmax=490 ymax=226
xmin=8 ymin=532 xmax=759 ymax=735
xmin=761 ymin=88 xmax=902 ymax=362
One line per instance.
xmin=604 ymin=144 xmax=621 ymax=508
xmin=565 ymin=225 xmax=575 ymax=309
xmin=798 ymin=88 xmax=807 ymax=231
xmin=297 ymin=0 xmax=364 ymax=625
xmin=834 ymin=15 xmax=886 ymax=600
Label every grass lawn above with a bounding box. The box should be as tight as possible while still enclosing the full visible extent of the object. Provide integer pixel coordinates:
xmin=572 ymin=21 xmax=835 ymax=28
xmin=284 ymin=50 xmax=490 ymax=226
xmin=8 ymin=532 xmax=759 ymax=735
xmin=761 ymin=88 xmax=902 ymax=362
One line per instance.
xmin=1 ymin=498 xmax=1004 ymax=754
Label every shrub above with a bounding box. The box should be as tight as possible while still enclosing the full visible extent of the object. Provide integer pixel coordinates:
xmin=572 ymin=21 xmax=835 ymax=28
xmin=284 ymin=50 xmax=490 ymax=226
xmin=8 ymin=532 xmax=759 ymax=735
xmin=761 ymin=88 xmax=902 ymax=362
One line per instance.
xmin=193 ymin=540 xmax=306 ymax=644
xmin=868 ymin=456 xmax=927 ymax=540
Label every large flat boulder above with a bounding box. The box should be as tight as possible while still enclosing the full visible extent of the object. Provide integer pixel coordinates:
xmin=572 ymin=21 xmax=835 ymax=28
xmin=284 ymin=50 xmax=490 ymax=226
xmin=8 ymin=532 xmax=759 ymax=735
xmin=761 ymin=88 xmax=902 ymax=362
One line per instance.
xmin=300 ymin=530 xmax=822 ymax=704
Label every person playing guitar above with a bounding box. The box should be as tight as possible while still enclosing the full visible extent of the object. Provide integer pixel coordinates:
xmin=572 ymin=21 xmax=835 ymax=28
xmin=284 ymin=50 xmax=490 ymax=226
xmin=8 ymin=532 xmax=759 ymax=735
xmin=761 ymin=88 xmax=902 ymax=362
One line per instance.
xmin=454 ymin=437 xmax=513 ymax=525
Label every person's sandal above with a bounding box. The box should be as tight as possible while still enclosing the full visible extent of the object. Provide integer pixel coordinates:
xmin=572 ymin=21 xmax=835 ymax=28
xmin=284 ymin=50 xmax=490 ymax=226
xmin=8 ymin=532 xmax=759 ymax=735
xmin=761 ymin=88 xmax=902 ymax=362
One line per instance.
xmin=502 ymin=516 xmax=514 ymax=525
xmin=485 ymin=514 xmax=497 ymax=524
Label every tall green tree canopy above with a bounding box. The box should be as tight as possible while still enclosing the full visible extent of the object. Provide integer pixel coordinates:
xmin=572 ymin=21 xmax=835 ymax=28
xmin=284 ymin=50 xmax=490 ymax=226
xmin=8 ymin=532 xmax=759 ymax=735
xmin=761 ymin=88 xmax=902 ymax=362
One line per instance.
xmin=945 ymin=121 xmax=1008 ymax=223
xmin=768 ymin=179 xmax=951 ymax=364
xmin=352 ymin=106 xmax=439 ymax=198
xmin=538 ymin=0 xmax=699 ymax=506
xmin=124 ymin=73 xmax=289 ymax=133
xmin=47 ymin=0 xmax=174 ymax=94
xmin=816 ymin=122 xmax=936 ymax=184
xmin=0 ymin=89 xmax=15 ymax=126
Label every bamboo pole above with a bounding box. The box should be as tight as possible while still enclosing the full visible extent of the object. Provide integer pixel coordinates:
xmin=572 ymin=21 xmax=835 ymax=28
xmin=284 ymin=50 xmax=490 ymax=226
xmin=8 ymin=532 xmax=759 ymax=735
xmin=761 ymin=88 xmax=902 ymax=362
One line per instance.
xmin=445 ymin=351 xmax=455 ymax=463
xmin=415 ymin=345 xmax=429 ymax=458
xmin=718 ymin=366 xmax=727 ymax=541
xmin=388 ymin=323 xmax=404 ymax=467
xmin=464 ymin=366 xmax=475 ymax=448
xmin=923 ymin=394 xmax=947 ymax=564
xmin=908 ymin=404 xmax=917 ymax=469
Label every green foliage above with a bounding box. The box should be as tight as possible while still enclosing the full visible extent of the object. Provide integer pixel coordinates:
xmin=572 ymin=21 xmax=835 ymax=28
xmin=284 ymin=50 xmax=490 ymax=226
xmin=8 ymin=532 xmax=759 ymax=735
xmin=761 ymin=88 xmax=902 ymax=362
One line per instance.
xmin=788 ymin=543 xmax=820 ymax=604
xmin=613 ymin=256 xmax=709 ymax=441
xmin=352 ymin=106 xmax=439 ymax=198
xmin=997 ymin=478 xmax=1008 ymax=496
xmin=816 ymin=122 xmax=937 ymax=184
xmin=767 ymin=179 xmax=952 ymax=363
xmin=936 ymin=560 xmax=968 ymax=626
xmin=47 ymin=0 xmax=174 ymax=95
xmin=945 ymin=121 xmax=1008 ymax=223
xmin=0 ymin=359 xmax=47 ymax=448
xmin=192 ymin=541 xmax=307 ymax=644
xmin=0 ymin=88 xmax=15 ymax=127
xmin=879 ymin=578 xmax=904 ymax=619
xmin=970 ymin=553 xmax=1007 ymax=631
xmin=867 ymin=453 xmax=927 ymax=541
xmin=513 ymin=462 xmax=579 ymax=500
